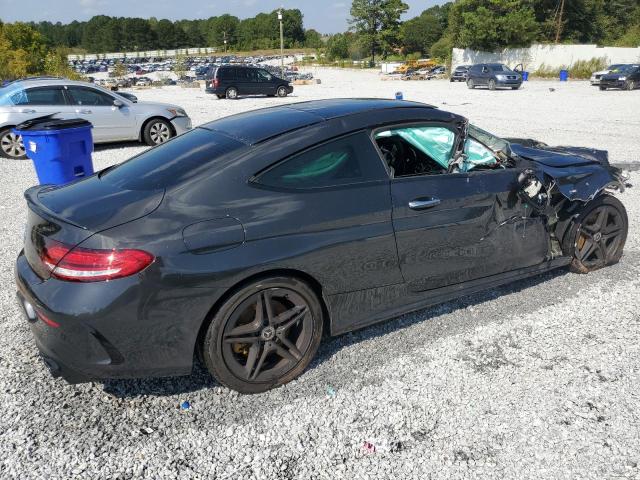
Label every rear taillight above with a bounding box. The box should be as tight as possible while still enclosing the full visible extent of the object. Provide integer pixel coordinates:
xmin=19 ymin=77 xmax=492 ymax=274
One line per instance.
xmin=213 ymin=78 xmax=219 ymax=88
xmin=40 ymin=239 xmax=154 ymax=282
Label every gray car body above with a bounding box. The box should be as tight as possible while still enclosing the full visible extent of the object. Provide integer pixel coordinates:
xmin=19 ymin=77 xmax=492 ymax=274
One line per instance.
xmin=0 ymin=78 xmax=192 ymax=144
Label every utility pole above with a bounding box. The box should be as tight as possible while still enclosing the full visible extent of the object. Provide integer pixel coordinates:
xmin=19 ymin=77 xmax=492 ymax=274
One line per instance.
xmin=555 ymin=0 xmax=565 ymax=44
xmin=278 ymin=8 xmax=284 ymax=78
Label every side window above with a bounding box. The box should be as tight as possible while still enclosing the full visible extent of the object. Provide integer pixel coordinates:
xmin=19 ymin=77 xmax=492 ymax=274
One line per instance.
xmin=11 ymin=87 xmax=66 ymax=106
xmin=255 ymin=132 xmax=386 ymax=189
xmin=375 ymin=125 xmax=455 ymax=177
xmin=257 ymin=69 xmax=272 ymax=82
xmin=463 ymin=138 xmax=498 ymax=172
xmin=67 ymin=87 xmax=114 ymax=107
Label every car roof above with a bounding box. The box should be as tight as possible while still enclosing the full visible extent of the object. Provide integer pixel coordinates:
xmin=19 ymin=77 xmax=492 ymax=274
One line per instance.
xmin=1 ymin=78 xmax=104 ymax=89
xmin=200 ymin=99 xmax=436 ymax=145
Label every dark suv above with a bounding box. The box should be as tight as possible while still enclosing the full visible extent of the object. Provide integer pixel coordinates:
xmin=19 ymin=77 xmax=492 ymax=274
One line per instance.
xmin=206 ymin=66 xmax=293 ymax=99
xmin=599 ymin=64 xmax=640 ymax=91
xmin=467 ymin=64 xmax=522 ymax=90
xmin=450 ymin=65 xmax=470 ymax=82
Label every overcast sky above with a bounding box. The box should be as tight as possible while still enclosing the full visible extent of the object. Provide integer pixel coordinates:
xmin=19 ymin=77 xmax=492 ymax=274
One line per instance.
xmin=0 ymin=0 xmax=447 ymax=34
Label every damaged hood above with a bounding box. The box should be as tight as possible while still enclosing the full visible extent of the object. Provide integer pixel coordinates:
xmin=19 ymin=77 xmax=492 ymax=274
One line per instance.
xmin=509 ymin=141 xmax=625 ymax=202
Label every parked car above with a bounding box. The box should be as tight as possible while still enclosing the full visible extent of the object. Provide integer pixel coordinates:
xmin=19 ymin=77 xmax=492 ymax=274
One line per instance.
xmin=14 ymin=99 xmax=628 ymax=393
xmin=450 ymin=65 xmax=471 ymax=82
xmin=0 ymin=78 xmax=191 ymax=158
xmin=427 ymin=66 xmax=446 ymax=79
xmin=467 ymin=64 xmax=523 ymax=90
xmin=205 ymin=65 xmax=293 ymax=99
xmin=135 ymin=77 xmax=152 ymax=87
xmin=599 ymin=64 xmax=640 ymax=91
xmin=590 ymin=64 xmax=627 ymax=85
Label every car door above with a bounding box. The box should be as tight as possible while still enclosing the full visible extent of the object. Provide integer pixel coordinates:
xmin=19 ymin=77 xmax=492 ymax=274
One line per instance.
xmin=256 ymin=69 xmax=277 ymax=96
xmin=65 ymin=86 xmax=136 ymax=142
xmin=235 ymin=68 xmax=254 ymax=95
xmin=376 ymin=123 xmax=548 ymax=292
xmin=8 ymin=86 xmax=70 ymax=125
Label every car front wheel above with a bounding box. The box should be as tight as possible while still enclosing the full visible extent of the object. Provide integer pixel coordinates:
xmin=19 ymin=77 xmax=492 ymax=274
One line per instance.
xmin=564 ymin=195 xmax=628 ymax=274
xmin=467 ymin=79 xmax=475 ymax=89
xmin=143 ymin=119 xmax=173 ymax=146
xmin=277 ymin=86 xmax=288 ymax=97
xmin=0 ymin=128 xmax=27 ymax=159
xmin=202 ymin=276 xmax=324 ymax=393
xmin=626 ymin=80 xmax=636 ymax=91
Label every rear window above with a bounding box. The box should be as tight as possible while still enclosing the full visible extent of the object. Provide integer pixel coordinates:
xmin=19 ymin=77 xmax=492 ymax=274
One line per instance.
xmin=217 ymin=68 xmax=235 ymax=80
xmin=101 ymin=128 xmax=245 ymax=190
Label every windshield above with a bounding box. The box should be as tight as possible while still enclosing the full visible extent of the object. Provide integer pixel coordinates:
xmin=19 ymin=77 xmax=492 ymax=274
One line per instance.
xmin=614 ymin=64 xmax=639 ymax=73
xmin=468 ymin=124 xmax=511 ymax=157
xmin=608 ymin=64 xmax=625 ymax=71
xmin=101 ymin=128 xmax=245 ymax=190
xmin=489 ymin=64 xmax=512 ymax=72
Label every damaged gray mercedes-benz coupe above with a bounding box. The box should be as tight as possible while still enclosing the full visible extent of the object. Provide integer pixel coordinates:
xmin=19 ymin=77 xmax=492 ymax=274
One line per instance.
xmin=16 ymin=99 xmax=629 ymax=393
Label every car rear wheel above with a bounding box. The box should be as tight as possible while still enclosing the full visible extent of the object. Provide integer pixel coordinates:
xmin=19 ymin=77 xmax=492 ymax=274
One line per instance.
xmin=564 ymin=195 xmax=628 ymax=274
xmin=626 ymin=80 xmax=636 ymax=91
xmin=202 ymin=276 xmax=324 ymax=393
xmin=488 ymin=79 xmax=497 ymax=90
xmin=0 ymin=128 xmax=27 ymax=159
xmin=226 ymin=87 xmax=238 ymax=99
xmin=143 ymin=119 xmax=173 ymax=146
xmin=216 ymin=94 xmax=224 ymax=99
xmin=276 ymin=86 xmax=288 ymax=97
xmin=467 ymin=79 xmax=475 ymax=89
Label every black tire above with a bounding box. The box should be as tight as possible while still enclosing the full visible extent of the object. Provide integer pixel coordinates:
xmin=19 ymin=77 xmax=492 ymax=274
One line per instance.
xmin=467 ymin=79 xmax=475 ymax=89
xmin=511 ymin=86 xmax=520 ymax=90
xmin=488 ymin=79 xmax=496 ymax=90
xmin=202 ymin=276 xmax=324 ymax=394
xmin=0 ymin=127 xmax=27 ymax=159
xmin=562 ymin=195 xmax=628 ymax=274
xmin=626 ymin=80 xmax=636 ymax=91
xmin=142 ymin=118 xmax=173 ymax=146
xmin=450 ymin=78 xmax=454 ymax=82
xmin=276 ymin=85 xmax=288 ymax=97
xmin=600 ymin=85 xmax=607 ymax=91
xmin=216 ymin=94 xmax=224 ymax=99
xmin=225 ymin=87 xmax=238 ymax=99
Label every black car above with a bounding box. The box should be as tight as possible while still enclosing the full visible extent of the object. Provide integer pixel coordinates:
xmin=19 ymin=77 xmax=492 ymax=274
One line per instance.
xmin=599 ymin=64 xmax=640 ymax=91
xmin=15 ymin=99 xmax=628 ymax=393
xmin=450 ymin=65 xmax=470 ymax=82
xmin=206 ymin=65 xmax=293 ymax=99
xmin=467 ymin=63 xmax=523 ymax=90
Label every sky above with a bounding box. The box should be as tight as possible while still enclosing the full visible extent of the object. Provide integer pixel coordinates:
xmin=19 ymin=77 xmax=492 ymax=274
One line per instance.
xmin=0 ymin=0 xmax=447 ymax=34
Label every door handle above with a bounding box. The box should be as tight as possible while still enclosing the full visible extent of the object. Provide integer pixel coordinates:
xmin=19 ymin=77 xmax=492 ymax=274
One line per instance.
xmin=18 ymin=109 xmax=36 ymax=114
xmin=408 ymin=197 xmax=441 ymax=210
xmin=75 ymin=109 xmax=92 ymax=114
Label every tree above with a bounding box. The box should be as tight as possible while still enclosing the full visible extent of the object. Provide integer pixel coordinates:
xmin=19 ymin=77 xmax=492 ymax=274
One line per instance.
xmin=401 ymin=10 xmax=444 ymax=55
xmin=304 ymin=29 xmax=323 ymax=48
xmin=349 ymin=0 xmax=408 ymax=62
xmin=326 ymin=33 xmax=350 ymax=60
xmin=448 ymin=0 xmax=539 ymax=51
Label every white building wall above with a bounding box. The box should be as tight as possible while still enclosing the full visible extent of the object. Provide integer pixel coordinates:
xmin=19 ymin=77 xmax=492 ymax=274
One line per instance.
xmin=452 ymin=44 xmax=640 ymax=71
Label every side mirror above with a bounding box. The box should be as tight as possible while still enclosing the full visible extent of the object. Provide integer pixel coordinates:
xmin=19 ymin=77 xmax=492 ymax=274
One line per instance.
xmin=113 ymin=99 xmax=124 ymax=108
xmin=514 ymin=64 xmax=523 ymax=73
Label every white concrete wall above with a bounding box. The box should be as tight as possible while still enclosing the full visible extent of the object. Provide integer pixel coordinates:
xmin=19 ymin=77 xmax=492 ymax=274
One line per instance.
xmin=452 ymin=44 xmax=640 ymax=71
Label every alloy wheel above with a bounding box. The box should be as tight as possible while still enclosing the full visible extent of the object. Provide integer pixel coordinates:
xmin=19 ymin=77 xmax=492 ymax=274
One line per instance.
xmin=149 ymin=122 xmax=171 ymax=144
xmin=277 ymin=86 xmax=287 ymax=97
xmin=576 ymin=205 xmax=625 ymax=269
xmin=1 ymin=131 xmax=26 ymax=158
xmin=226 ymin=87 xmax=238 ymax=99
xmin=221 ymin=288 xmax=313 ymax=383
xmin=489 ymin=79 xmax=496 ymax=90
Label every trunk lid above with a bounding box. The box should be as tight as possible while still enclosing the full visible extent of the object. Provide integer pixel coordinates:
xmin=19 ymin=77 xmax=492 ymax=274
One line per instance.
xmin=23 ymin=175 xmax=163 ymax=280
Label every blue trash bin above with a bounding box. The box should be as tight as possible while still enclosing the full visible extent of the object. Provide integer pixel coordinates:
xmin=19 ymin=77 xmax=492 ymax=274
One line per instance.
xmin=395 ymin=91 xmax=403 ymax=100
xmin=559 ymin=70 xmax=569 ymax=82
xmin=522 ymin=71 xmax=529 ymax=81
xmin=14 ymin=116 xmax=94 ymax=185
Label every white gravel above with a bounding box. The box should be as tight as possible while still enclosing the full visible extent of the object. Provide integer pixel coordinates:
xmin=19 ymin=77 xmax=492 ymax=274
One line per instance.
xmin=1 ymin=68 xmax=639 ymax=479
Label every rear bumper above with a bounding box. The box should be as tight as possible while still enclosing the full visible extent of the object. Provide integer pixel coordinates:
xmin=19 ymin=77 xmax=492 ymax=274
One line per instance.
xmin=14 ymin=250 xmax=223 ymax=384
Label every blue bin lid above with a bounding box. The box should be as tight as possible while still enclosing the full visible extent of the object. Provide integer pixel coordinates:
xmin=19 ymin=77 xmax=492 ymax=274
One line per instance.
xmin=16 ymin=114 xmax=92 ymax=131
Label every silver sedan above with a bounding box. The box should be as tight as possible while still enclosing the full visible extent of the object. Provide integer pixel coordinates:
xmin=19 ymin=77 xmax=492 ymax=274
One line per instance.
xmin=0 ymin=78 xmax=192 ymax=159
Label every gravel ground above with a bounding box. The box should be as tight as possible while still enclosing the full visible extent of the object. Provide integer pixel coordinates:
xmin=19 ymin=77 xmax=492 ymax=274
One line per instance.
xmin=1 ymin=69 xmax=639 ymax=479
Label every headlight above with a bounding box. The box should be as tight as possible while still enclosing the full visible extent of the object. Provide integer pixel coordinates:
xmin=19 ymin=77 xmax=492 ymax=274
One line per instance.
xmin=495 ymin=75 xmax=507 ymax=80
xmin=619 ymin=76 xmax=627 ymax=81
xmin=167 ymin=108 xmax=187 ymax=117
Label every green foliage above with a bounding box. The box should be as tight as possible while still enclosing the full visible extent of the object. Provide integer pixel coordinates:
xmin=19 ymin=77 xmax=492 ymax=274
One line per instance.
xmin=430 ymin=34 xmax=454 ymax=61
xmin=304 ymin=29 xmax=323 ymax=49
xmin=326 ymin=33 xmax=350 ymax=60
xmin=449 ymin=0 xmax=539 ymax=51
xmin=533 ymin=57 xmax=608 ymax=79
xmin=349 ymin=0 xmax=409 ymax=61
xmin=401 ymin=10 xmax=444 ymax=55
